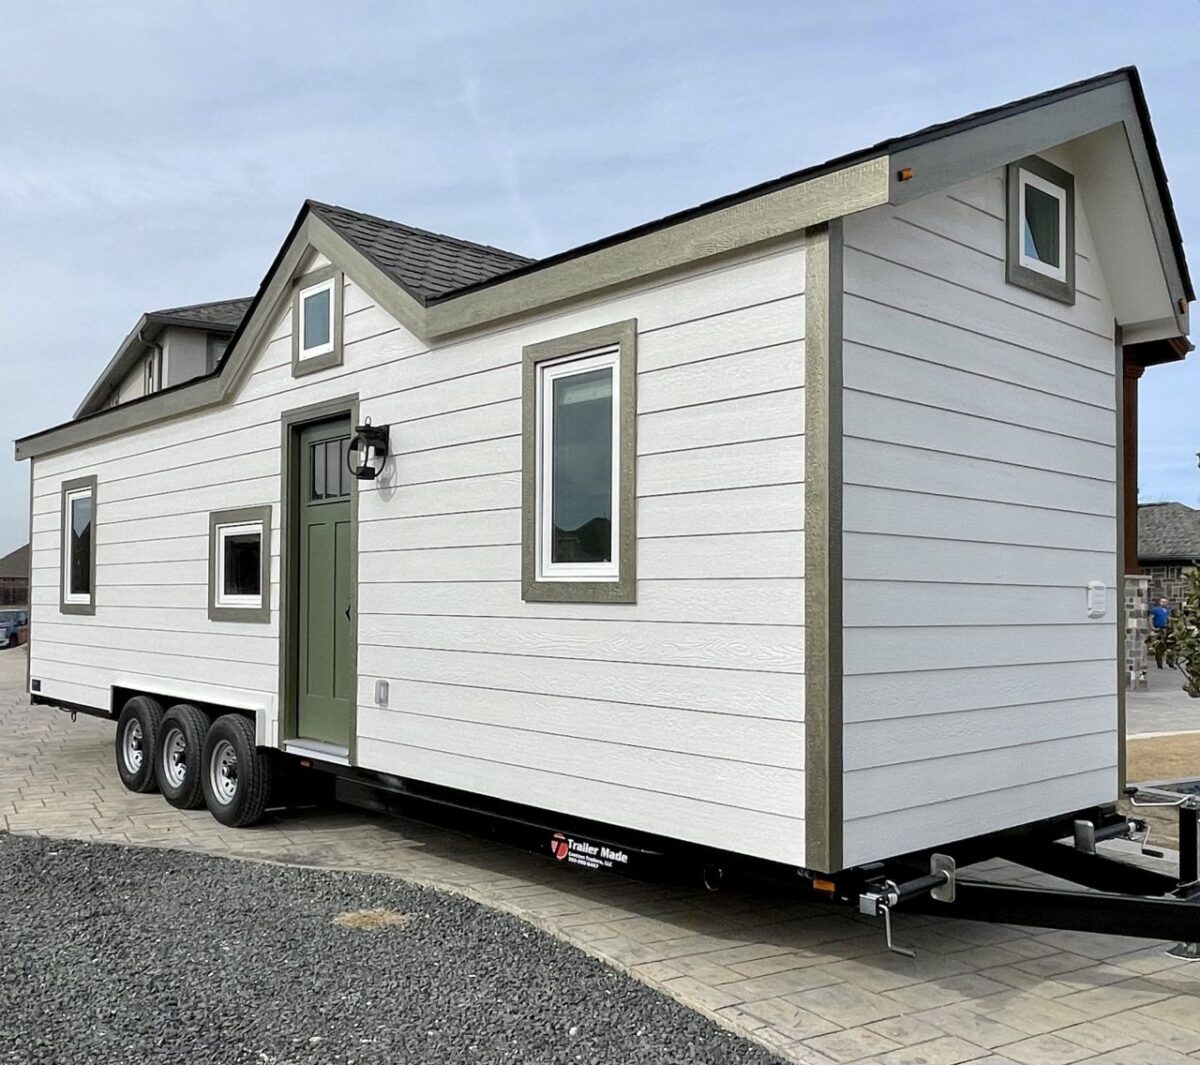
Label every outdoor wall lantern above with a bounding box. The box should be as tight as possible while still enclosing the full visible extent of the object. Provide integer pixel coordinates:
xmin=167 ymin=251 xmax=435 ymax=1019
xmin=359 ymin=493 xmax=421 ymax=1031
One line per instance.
xmin=346 ymin=417 xmax=390 ymax=480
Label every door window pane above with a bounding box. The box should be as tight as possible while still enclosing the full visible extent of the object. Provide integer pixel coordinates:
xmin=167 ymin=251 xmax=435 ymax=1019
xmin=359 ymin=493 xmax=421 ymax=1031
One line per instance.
xmin=222 ymin=533 xmax=261 ymax=596
xmin=326 ymin=438 xmax=342 ymax=501
xmin=1023 ymin=183 xmax=1060 ymax=267
xmin=69 ymin=495 xmax=92 ymax=596
xmin=312 ymin=441 xmax=327 ymax=500
xmin=551 ymin=367 xmax=613 ymax=564
xmin=303 ymin=287 xmax=332 ymax=350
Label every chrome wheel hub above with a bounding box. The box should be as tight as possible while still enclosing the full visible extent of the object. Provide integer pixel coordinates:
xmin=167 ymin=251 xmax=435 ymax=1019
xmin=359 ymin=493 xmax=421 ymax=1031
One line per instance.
xmin=209 ymin=739 xmax=238 ymax=806
xmin=121 ymin=719 xmax=144 ymax=774
xmin=161 ymin=726 xmax=188 ymax=789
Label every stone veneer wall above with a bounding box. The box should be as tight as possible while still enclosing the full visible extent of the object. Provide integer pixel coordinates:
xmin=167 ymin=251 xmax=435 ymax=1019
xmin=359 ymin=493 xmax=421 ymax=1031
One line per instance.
xmin=1142 ymin=561 xmax=1197 ymax=606
xmin=1125 ymin=573 xmax=1150 ymax=688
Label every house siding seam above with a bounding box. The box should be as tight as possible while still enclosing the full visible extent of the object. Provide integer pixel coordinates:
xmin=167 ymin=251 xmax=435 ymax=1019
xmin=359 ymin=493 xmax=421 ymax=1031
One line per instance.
xmin=27 ymin=238 xmax=809 ymax=865
xmin=838 ymin=163 xmax=1120 ymax=866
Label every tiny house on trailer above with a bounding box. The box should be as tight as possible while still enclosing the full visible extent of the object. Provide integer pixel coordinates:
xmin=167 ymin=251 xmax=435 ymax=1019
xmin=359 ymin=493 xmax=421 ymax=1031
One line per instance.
xmin=13 ymin=70 xmax=1197 ymax=919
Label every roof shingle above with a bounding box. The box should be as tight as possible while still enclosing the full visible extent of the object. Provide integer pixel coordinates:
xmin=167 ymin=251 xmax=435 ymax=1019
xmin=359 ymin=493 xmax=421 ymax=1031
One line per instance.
xmin=150 ymin=297 xmax=253 ymax=330
xmin=308 ymin=201 xmax=534 ymax=303
xmin=1139 ymin=502 xmax=1200 ymax=561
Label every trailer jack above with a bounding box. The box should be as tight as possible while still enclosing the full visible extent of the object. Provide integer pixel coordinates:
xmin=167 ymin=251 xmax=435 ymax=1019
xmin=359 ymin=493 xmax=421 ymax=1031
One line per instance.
xmin=859 ymin=854 xmax=956 ymax=957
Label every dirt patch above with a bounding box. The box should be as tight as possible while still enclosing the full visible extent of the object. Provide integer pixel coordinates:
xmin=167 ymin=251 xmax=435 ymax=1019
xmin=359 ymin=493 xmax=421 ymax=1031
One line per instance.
xmin=332 ymin=907 xmax=413 ymax=931
xmin=1120 ymin=732 xmax=1200 ymax=850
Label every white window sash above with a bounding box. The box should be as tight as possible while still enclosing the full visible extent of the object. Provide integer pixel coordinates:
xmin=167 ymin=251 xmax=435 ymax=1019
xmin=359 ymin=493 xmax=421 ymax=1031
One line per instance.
xmin=535 ymin=347 xmax=620 ymax=583
xmin=62 ymin=488 xmax=93 ymax=604
xmin=297 ymin=277 xmax=336 ymax=358
xmin=214 ymin=521 xmax=264 ymax=609
xmin=1017 ymin=169 xmax=1068 ymax=281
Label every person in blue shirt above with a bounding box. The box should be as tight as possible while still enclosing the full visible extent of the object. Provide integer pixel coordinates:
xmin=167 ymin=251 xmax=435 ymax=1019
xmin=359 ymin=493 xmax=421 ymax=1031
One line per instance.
xmin=1150 ymin=597 xmax=1171 ymax=668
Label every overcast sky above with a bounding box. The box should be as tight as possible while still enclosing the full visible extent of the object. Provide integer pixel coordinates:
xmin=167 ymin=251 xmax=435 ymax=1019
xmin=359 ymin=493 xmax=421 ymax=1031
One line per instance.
xmin=1 ymin=1 xmax=1197 ymax=554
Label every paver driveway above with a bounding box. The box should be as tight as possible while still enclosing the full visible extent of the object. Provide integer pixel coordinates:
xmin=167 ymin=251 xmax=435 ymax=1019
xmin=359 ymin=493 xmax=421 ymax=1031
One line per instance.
xmin=2 ymin=646 xmax=1198 ymax=1064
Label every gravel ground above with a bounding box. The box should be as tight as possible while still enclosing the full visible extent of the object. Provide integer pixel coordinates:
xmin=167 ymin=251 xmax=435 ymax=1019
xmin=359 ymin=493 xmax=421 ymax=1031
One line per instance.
xmin=0 ymin=834 xmax=782 ymax=1065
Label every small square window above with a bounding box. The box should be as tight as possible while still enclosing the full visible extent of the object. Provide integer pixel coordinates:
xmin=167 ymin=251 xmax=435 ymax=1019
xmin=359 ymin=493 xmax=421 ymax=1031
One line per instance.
xmin=291 ymin=266 xmax=343 ymax=377
xmin=1006 ymin=156 xmax=1075 ymax=304
xmin=60 ymin=476 xmax=97 ymax=615
xmin=522 ymin=320 xmax=637 ymax=603
xmin=208 ymin=506 xmax=272 ymax=622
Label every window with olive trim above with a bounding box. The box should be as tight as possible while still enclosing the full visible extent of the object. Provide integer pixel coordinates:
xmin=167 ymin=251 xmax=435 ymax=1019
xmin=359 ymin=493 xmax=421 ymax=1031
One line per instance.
xmin=1006 ymin=155 xmax=1075 ymax=305
xmin=208 ymin=506 xmax=272 ymax=622
xmin=522 ymin=319 xmax=637 ymax=603
xmin=291 ymin=265 xmax=344 ymax=377
xmin=60 ymin=475 xmax=97 ymax=616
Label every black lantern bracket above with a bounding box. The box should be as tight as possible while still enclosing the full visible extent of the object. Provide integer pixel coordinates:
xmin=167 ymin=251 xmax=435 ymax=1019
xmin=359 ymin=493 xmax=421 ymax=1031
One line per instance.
xmin=347 ymin=417 xmax=390 ymax=481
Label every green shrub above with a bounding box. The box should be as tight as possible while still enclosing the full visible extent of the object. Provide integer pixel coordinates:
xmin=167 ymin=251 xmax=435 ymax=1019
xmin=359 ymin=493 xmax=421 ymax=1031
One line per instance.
xmin=1151 ymin=568 xmax=1200 ymax=697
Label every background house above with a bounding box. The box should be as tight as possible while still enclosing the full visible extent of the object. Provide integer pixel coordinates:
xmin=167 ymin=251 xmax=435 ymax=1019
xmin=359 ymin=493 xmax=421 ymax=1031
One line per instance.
xmin=0 ymin=544 xmax=29 ymax=607
xmin=1139 ymin=501 xmax=1200 ymax=602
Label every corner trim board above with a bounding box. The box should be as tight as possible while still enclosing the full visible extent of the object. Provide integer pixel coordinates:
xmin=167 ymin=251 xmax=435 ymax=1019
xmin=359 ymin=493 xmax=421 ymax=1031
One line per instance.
xmin=804 ymin=220 xmax=844 ymax=874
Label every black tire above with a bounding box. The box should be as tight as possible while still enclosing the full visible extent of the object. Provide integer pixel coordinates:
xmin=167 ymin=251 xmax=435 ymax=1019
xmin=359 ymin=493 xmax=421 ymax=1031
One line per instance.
xmin=114 ymin=695 xmax=165 ymax=793
xmin=200 ymin=714 xmax=272 ymax=828
xmin=156 ymin=703 xmax=211 ymax=810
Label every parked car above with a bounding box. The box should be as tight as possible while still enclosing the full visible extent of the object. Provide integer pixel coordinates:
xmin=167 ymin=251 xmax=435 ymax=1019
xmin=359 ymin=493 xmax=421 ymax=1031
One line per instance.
xmin=0 ymin=609 xmax=29 ymax=648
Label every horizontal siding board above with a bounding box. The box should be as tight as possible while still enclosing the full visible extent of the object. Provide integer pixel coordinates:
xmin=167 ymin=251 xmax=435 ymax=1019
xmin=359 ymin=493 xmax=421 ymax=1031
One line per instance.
xmin=640 ymin=485 xmax=803 ymax=538
xmin=34 ymin=621 xmax=278 ymax=664
xmin=842 ymin=344 xmax=1115 ymax=444
xmin=844 ymin=247 xmax=1113 ymax=372
xmin=357 ymin=578 xmax=804 ymax=626
xmin=844 ymin=696 xmax=1116 ymax=772
xmin=841 ymin=767 xmax=1116 ymax=867
xmin=844 ymin=297 xmax=1115 ymax=409
xmin=358 ymin=615 xmax=802 ymax=673
xmin=843 ymin=390 xmax=1115 ymax=478
xmin=32 ymin=642 xmax=273 ymax=691
xmin=356 ymin=682 xmax=804 ymax=767
xmin=843 ymin=623 xmax=1115 ymax=675
xmin=355 ymin=735 xmax=806 ymax=863
xmin=843 ymin=438 xmax=1116 ymax=515
xmin=639 ymin=342 xmax=803 ymax=414
xmin=360 ymin=647 xmax=804 ymax=719
xmin=361 ymin=472 xmax=519 ymax=520
xmin=844 ymin=580 xmax=1114 ymax=628
xmin=843 ymin=487 xmax=1116 ymax=552
xmin=640 ymin=438 xmax=805 ymax=497
xmin=640 ymin=389 xmax=804 ymax=454
xmin=638 ymin=294 xmax=802 ymax=373
xmin=843 ymin=532 xmax=1114 ymax=586
xmin=844 ymin=659 xmax=1117 ymax=723
xmin=357 ymin=707 xmax=804 ymax=816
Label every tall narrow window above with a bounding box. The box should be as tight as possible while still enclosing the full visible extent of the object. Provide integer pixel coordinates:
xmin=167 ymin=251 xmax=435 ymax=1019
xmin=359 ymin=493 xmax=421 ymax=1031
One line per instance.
xmin=1006 ymin=156 xmax=1075 ymax=304
xmin=522 ymin=320 xmax=637 ymax=603
xmin=292 ymin=266 xmax=343 ymax=376
xmin=60 ymin=476 xmax=97 ymax=615
xmin=208 ymin=506 xmax=272 ymax=622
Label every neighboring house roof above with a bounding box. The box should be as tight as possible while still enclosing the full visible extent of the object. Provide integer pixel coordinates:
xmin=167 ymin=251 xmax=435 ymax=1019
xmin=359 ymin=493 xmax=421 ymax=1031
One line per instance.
xmin=74 ymin=296 xmax=255 ymax=418
xmin=148 ymin=297 xmax=254 ymax=330
xmin=17 ymin=65 xmax=1193 ymax=461
xmin=1139 ymin=502 xmax=1200 ymax=562
xmin=0 ymin=544 xmax=29 ymax=580
xmin=309 ymin=202 xmax=534 ymax=304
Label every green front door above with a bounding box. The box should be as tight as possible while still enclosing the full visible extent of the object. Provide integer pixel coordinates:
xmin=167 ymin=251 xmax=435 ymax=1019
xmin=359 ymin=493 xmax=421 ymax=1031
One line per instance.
xmin=296 ymin=418 xmax=354 ymax=746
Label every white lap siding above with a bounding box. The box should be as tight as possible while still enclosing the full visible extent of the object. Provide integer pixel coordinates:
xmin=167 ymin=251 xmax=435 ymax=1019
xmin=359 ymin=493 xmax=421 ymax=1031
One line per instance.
xmin=29 ymin=241 xmax=807 ymax=864
xmin=839 ymin=166 xmax=1119 ymax=865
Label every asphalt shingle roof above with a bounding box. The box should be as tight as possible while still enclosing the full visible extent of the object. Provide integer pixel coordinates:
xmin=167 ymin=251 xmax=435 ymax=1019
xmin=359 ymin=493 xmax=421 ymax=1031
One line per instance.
xmin=1139 ymin=502 xmax=1200 ymax=561
xmin=0 ymin=544 xmax=29 ymax=580
xmin=308 ymin=201 xmax=534 ymax=304
xmin=150 ymin=297 xmax=253 ymax=329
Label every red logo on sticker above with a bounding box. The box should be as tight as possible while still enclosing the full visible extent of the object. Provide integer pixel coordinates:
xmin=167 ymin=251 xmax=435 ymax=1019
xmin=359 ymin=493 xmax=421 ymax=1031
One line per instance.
xmin=551 ymin=832 xmax=569 ymax=860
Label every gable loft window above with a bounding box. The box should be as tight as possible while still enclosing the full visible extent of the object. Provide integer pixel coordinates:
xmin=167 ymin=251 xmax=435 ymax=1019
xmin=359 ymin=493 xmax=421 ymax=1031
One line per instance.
xmin=1006 ymin=155 xmax=1075 ymax=305
xmin=60 ymin=476 xmax=97 ymax=616
xmin=143 ymin=347 xmax=162 ymax=395
xmin=205 ymin=332 xmax=228 ymax=374
xmin=208 ymin=506 xmax=272 ymax=622
xmin=521 ymin=320 xmax=637 ymax=604
xmin=291 ymin=265 xmax=344 ymax=377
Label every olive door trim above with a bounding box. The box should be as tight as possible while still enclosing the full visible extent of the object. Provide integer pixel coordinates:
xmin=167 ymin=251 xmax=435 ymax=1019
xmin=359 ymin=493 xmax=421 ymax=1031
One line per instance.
xmin=278 ymin=393 xmax=360 ymax=764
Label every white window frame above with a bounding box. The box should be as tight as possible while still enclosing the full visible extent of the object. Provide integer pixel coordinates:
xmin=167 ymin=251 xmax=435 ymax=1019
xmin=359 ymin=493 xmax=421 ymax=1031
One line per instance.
xmin=143 ymin=348 xmax=161 ymax=395
xmin=1017 ymin=168 xmax=1068 ymax=282
xmin=62 ymin=486 xmax=94 ymax=606
xmin=535 ymin=346 xmax=620 ymax=583
xmin=214 ymin=520 xmax=264 ymax=610
xmin=297 ymin=277 xmax=336 ymax=359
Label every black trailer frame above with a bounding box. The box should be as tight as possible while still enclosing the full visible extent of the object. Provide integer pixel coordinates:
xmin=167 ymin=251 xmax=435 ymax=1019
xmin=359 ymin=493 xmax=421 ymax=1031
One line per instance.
xmin=312 ymin=759 xmax=1200 ymax=958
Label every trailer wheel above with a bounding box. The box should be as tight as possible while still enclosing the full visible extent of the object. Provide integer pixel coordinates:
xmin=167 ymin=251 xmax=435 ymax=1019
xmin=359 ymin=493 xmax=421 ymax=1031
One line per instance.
xmin=201 ymin=714 xmax=272 ymax=828
xmin=156 ymin=704 xmax=211 ymax=810
xmin=115 ymin=696 xmax=165 ymax=793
